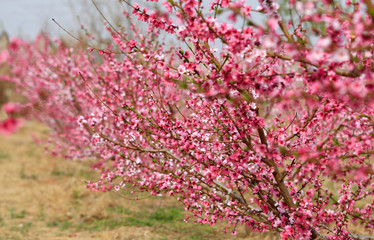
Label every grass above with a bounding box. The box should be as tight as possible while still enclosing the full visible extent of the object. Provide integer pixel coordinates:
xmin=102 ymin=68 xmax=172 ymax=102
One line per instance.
xmin=19 ymin=165 xmax=38 ymax=180
xmin=151 ymin=207 xmax=182 ymax=223
xmin=0 ymin=151 xmax=10 ymax=160
xmin=51 ymin=170 xmax=74 ymax=177
xmin=45 ymin=204 xmax=222 ymax=239
xmin=0 ymin=121 xmax=238 ymax=239
xmin=11 ymin=222 xmax=32 ymax=235
xmin=38 ymin=204 xmax=45 ymax=221
xmin=9 ymin=209 xmax=27 ymax=219
xmin=0 ymin=217 xmax=4 ymax=227
xmin=0 ymin=121 xmax=286 ymax=240
xmin=106 ymin=205 xmax=131 ymax=215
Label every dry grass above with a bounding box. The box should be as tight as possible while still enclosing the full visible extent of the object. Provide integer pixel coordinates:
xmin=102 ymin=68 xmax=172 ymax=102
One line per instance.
xmin=0 ymin=120 xmax=281 ymax=240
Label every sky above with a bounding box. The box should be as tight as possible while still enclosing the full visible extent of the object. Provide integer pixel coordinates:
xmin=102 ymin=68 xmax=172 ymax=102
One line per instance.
xmin=0 ymin=0 xmax=79 ymax=38
xmin=0 ymin=0 xmax=265 ymax=56
xmin=0 ymin=0 xmax=264 ymax=38
xmin=0 ymin=0 xmax=126 ymax=39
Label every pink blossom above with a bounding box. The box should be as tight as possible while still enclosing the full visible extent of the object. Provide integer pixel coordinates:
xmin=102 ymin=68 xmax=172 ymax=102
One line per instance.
xmin=267 ymin=18 xmax=278 ymax=31
xmin=307 ymin=48 xmax=324 ymax=62
xmin=280 ymin=225 xmax=294 ymax=239
xmin=1 ymin=1 xmax=373 ymax=239
xmin=2 ymin=102 xmax=18 ymax=115
xmin=354 ymin=166 xmax=372 ymax=181
xmin=178 ymin=64 xmax=187 ymax=74
xmin=242 ymin=5 xmax=252 ymax=17
xmin=331 ymin=48 xmax=350 ymax=63
xmin=316 ymin=37 xmax=332 ymax=49
xmin=0 ymin=50 xmax=9 ymax=63
xmin=0 ymin=117 xmax=22 ymax=136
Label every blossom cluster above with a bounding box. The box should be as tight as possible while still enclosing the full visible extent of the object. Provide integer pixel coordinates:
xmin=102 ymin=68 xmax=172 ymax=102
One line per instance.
xmin=1 ymin=0 xmax=373 ymax=239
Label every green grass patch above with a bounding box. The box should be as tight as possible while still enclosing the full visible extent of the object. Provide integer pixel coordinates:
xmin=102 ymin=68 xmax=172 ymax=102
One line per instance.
xmin=0 ymin=151 xmax=10 ymax=159
xmin=38 ymin=205 xmax=45 ymax=221
xmin=45 ymin=205 xmax=222 ymax=239
xmin=107 ymin=206 xmax=131 ymax=215
xmin=10 ymin=209 xmax=27 ymax=219
xmin=11 ymin=222 xmax=32 ymax=234
xmin=188 ymin=234 xmax=206 ymax=240
xmin=47 ymin=221 xmax=59 ymax=227
xmin=47 ymin=219 xmax=72 ymax=230
xmin=151 ymin=207 xmax=182 ymax=223
xmin=0 ymin=216 xmax=5 ymax=227
xmin=72 ymin=189 xmax=80 ymax=202
xmin=19 ymin=166 xmax=37 ymax=180
xmin=51 ymin=170 xmax=74 ymax=177
xmin=124 ymin=216 xmax=154 ymax=227
xmin=78 ymin=169 xmax=97 ymax=179
xmin=76 ymin=218 xmax=131 ymax=231
xmin=59 ymin=220 xmax=73 ymax=230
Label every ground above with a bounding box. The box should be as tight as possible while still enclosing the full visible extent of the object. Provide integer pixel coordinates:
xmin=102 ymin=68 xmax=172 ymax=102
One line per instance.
xmin=0 ymin=120 xmax=281 ymax=240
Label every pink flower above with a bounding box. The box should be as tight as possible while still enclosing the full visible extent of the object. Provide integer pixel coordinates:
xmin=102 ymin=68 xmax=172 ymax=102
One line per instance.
xmin=242 ymin=6 xmax=252 ymax=16
xmin=3 ymin=102 xmax=18 ymax=115
xmin=0 ymin=117 xmax=22 ymax=136
xmin=162 ymin=1 xmax=173 ymax=12
xmin=178 ymin=64 xmax=187 ymax=74
xmin=263 ymin=35 xmax=278 ymax=49
xmin=316 ymin=37 xmax=331 ymax=49
xmin=0 ymin=50 xmax=9 ymax=63
xmin=331 ymin=48 xmax=350 ymax=63
xmin=354 ymin=166 xmax=372 ymax=181
xmin=307 ymin=48 xmax=324 ymax=62
xmin=267 ymin=18 xmax=278 ymax=31
xmin=280 ymin=225 xmax=294 ymax=239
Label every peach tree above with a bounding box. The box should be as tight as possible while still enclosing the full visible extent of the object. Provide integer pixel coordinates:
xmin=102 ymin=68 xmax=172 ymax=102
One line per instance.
xmin=1 ymin=0 xmax=373 ymax=239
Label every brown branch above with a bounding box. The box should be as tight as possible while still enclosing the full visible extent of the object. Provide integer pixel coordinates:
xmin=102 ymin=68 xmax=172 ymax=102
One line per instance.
xmin=363 ymin=0 xmax=374 ymax=20
xmin=278 ymin=20 xmax=294 ymax=43
xmin=286 ymin=109 xmax=318 ymax=142
xmin=267 ymin=52 xmax=362 ymax=78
